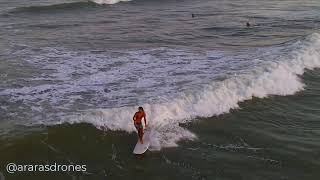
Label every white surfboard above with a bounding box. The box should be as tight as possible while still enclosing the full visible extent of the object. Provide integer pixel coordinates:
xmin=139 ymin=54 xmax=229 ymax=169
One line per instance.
xmin=133 ymin=128 xmax=151 ymax=154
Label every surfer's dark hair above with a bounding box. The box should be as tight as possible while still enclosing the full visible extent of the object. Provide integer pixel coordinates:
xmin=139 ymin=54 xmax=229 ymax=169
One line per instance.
xmin=138 ymin=107 xmax=144 ymax=111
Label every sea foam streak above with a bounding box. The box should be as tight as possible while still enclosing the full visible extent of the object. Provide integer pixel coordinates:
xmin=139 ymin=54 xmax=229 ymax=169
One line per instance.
xmin=71 ymin=33 xmax=320 ymax=150
xmin=91 ymin=0 xmax=131 ymax=5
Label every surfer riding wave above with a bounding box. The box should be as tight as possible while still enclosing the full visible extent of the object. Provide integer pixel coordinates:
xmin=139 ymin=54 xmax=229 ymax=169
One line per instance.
xmin=133 ymin=107 xmax=147 ymax=144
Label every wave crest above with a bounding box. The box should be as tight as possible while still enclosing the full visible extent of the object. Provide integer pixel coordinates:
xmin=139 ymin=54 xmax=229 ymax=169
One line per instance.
xmin=69 ymin=33 xmax=320 ymax=150
xmin=91 ymin=0 xmax=131 ymax=5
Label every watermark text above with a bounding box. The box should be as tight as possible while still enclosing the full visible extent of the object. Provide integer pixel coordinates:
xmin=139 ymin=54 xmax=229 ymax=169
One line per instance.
xmin=6 ymin=163 xmax=87 ymax=174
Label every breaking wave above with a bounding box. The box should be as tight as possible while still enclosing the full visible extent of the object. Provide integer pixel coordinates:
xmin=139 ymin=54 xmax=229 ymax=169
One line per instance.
xmin=69 ymin=33 xmax=320 ymax=150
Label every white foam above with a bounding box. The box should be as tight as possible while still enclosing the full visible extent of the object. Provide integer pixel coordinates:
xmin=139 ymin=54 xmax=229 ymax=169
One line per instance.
xmin=69 ymin=33 xmax=320 ymax=149
xmin=91 ymin=0 xmax=131 ymax=5
xmin=2 ymin=33 xmax=320 ymax=149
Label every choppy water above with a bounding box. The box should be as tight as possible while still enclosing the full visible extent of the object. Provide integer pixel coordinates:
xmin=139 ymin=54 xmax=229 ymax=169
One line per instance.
xmin=0 ymin=0 xmax=320 ymax=179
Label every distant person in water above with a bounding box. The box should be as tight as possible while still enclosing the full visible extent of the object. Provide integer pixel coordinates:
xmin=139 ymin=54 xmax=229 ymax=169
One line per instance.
xmin=192 ymin=13 xmax=195 ymax=18
xmin=246 ymin=22 xmax=251 ymax=27
xmin=133 ymin=107 xmax=147 ymax=144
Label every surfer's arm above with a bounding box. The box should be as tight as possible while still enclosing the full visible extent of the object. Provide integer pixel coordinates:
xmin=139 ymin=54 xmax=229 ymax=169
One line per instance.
xmin=144 ymin=113 xmax=147 ymax=126
xmin=133 ymin=113 xmax=136 ymax=121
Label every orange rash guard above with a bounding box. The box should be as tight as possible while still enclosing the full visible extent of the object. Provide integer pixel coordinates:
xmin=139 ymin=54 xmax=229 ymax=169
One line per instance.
xmin=133 ymin=111 xmax=146 ymax=125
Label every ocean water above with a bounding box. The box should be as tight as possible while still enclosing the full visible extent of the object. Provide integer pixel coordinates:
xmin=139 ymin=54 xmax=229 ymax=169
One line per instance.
xmin=0 ymin=0 xmax=320 ymax=179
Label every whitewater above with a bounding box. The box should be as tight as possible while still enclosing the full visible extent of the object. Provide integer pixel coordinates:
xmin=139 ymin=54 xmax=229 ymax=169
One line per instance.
xmin=1 ymin=27 xmax=319 ymax=148
xmin=91 ymin=0 xmax=131 ymax=5
xmin=65 ymin=33 xmax=320 ymax=150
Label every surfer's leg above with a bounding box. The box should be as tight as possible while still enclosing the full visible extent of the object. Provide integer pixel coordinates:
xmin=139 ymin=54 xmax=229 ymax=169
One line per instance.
xmin=138 ymin=128 xmax=144 ymax=144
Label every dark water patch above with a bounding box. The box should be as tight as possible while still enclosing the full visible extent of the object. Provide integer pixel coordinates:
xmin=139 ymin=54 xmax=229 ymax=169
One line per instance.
xmin=201 ymin=26 xmax=268 ymax=39
xmin=0 ymin=123 xmax=137 ymax=180
xmin=271 ymin=23 xmax=318 ymax=30
xmin=27 ymin=23 xmax=82 ymax=29
xmin=202 ymin=26 xmax=236 ymax=32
